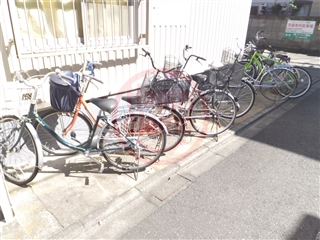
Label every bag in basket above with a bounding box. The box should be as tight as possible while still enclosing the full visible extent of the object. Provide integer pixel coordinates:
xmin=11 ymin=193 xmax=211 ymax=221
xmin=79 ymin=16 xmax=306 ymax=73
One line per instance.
xmin=49 ymin=70 xmax=80 ymax=112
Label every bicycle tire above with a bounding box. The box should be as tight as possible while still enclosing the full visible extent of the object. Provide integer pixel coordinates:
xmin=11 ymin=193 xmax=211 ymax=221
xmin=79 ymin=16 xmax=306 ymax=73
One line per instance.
xmin=0 ymin=116 xmax=39 ymax=186
xmin=289 ymin=66 xmax=312 ymax=98
xmin=239 ymin=60 xmax=257 ymax=79
xmin=99 ymin=112 xmax=166 ymax=171
xmin=35 ymin=110 xmax=93 ymax=155
xmin=260 ymin=68 xmax=297 ymax=102
xmin=189 ymin=90 xmax=237 ymax=135
xmin=154 ymin=106 xmax=185 ymax=152
xmin=228 ymin=81 xmax=255 ymax=118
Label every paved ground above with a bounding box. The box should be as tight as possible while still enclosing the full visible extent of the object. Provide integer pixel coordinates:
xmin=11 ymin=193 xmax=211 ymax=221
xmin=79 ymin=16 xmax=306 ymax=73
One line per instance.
xmin=1 ymin=52 xmax=319 ymax=239
xmin=117 ymin=79 xmax=320 ymax=240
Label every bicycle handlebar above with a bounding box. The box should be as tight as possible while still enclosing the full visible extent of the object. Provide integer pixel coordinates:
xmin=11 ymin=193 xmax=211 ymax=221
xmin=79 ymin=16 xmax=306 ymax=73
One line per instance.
xmin=141 ymin=48 xmax=180 ymax=73
xmin=16 ymin=70 xmax=58 ymax=88
xmin=81 ymin=73 xmax=104 ymax=84
xmin=183 ymin=45 xmax=206 ymax=62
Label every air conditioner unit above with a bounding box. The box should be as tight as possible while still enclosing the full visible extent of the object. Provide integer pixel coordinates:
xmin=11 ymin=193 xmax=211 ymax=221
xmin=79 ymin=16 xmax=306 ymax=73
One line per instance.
xmin=259 ymin=3 xmax=267 ymax=14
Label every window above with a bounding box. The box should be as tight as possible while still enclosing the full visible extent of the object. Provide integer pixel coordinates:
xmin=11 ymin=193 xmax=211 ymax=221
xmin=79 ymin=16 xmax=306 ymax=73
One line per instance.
xmin=84 ymin=0 xmax=135 ymax=46
xmin=9 ymin=0 xmax=139 ymax=55
xmin=291 ymin=1 xmax=312 ymax=16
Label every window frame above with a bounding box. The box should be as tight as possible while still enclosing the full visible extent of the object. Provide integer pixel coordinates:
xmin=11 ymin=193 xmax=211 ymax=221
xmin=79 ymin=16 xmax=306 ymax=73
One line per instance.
xmin=7 ymin=0 xmax=139 ymax=58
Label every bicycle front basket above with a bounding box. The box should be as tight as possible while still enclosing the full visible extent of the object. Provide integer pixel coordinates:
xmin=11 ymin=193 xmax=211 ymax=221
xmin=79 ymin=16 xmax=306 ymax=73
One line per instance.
xmin=229 ymin=63 xmax=245 ymax=87
xmin=209 ymin=64 xmax=232 ymax=89
xmin=150 ymin=79 xmax=190 ymax=104
xmin=49 ymin=71 xmax=81 ymax=112
xmin=163 ymin=55 xmax=182 ymax=72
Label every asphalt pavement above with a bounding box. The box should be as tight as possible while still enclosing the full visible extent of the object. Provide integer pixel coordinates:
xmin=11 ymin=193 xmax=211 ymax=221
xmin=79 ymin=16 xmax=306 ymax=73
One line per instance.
xmin=1 ymin=52 xmax=319 ymax=239
xmin=118 ymin=78 xmax=320 ymax=240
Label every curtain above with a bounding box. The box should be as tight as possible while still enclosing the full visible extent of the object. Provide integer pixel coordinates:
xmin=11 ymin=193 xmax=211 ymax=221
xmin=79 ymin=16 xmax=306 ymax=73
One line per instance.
xmin=16 ymin=0 xmax=79 ymax=39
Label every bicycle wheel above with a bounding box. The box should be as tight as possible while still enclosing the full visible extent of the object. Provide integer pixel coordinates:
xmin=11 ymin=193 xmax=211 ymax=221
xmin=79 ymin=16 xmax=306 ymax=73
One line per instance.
xmin=36 ymin=110 xmax=92 ymax=155
xmin=228 ymin=81 xmax=255 ymax=118
xmin=189 ymin=90 xmax=237 ymax=135
xmin=99 ymin=112 xmax=166 ymax=171
xmin=153 ymin=106 xmax=185 ymax=152
xmin=260 ymin=68 xmax=297 ymax=102
xmin=0 ymin=116 xmax=39 ymax=186
xmin=239 ymin=60 xmax=257 ymax=79
xmin=289 ymin=66 xmax=312 ymax=98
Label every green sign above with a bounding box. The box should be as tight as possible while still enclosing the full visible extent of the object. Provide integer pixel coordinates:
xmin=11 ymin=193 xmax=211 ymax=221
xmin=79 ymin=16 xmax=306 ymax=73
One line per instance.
xmin=284 ymin=33 xmax=313 ymax=40
xmin=285 ymin=20 xmax=316 ymax=40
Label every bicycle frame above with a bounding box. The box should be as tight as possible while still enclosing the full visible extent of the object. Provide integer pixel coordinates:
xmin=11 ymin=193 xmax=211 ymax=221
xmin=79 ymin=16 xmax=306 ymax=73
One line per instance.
xmin=172 ymin=81 xmax=232 ymax=121
xmin=61 ymin=94 xmax=104 ymax=137
xmin=32 ymin=106 xmax=133 ymax=154
xmin=244 ymin=49 xmax=291 ymax=77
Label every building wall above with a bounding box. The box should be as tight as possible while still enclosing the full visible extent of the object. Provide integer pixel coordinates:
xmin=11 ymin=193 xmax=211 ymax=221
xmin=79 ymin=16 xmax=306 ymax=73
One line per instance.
xmin=246 ymin=15 xmax=320 ymax=54
xmin=310 ymin=0 xmax=320 ymax=16
xmin=251 ymin=0 xmax=319 ymax=16
xmin=0 ymin=0 xmax=252 ymax=115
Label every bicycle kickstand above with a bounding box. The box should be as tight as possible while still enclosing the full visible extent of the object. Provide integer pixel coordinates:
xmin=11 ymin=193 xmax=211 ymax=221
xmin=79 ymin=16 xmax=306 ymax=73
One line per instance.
xmin=86 ymin=155 xmax=105 ymax=173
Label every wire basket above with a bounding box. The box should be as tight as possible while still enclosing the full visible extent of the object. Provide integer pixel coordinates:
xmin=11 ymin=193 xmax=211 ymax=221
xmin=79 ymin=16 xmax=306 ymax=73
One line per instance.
xmin=147 ymin=79 xmax=190 ymax=105
xmin=163 ymin=55 xmax=182 ymax=72
xmin=221 ymin=48 xmax=239 ymax=65
xmin=1 ymin=82 xmax=33 ymax=117
xmin=155 ymin=81 xmax=183 ymax=104
xmin=229 ymin=62 xmax=245 ymax=86
xmin=204 ymin=49 xmax=244 ymax=88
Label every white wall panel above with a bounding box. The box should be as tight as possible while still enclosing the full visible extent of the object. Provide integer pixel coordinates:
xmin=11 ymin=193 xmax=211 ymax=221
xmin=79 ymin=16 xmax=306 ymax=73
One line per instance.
xmin=148 ymin=0 xmax=252 ymax=74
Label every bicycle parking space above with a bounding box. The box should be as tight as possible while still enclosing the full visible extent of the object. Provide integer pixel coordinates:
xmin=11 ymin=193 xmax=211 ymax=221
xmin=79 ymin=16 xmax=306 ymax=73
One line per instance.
xmin=1 ymin=52 xmax=319 ymax=239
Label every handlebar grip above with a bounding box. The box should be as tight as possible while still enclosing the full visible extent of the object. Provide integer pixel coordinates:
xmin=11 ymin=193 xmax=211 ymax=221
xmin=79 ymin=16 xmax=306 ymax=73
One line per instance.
xmin=198 ymin=56 xmax=206 ymax=61
xmin=142 ymin=48 xmax=150 ymax=55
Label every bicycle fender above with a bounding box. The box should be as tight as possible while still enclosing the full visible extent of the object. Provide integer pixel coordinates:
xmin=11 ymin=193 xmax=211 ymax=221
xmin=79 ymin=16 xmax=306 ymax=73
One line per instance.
xmin=25 ymin=122 xmax=44 ymax=170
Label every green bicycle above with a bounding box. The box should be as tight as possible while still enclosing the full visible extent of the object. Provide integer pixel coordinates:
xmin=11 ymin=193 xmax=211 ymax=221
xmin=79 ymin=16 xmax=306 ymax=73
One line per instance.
xmin=243 ymin=31 xmax=312 ymax=99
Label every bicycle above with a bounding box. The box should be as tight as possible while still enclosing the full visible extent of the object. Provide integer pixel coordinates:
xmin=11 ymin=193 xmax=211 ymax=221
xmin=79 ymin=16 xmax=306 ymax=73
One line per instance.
xmin=0 ymin=70 xmax=167 ymax=185
xmin=138 ymin=47 xmax=238 ymax=137
xmin=36 ymin=61 xmax=183 ymax=154
xmin=34 ymin=63 xmax=108 ymax=156
xmin=122 ymin=97 xmax=186 ymax=152
xmin=239 ymin=37 xmax=298 ymax=103
xmin=243 ymin=31 xmax=311 ymax=99
xmin=264 ymin=46 xmax=312 ymax=99
xmin=183 ymin=45 xmax=255 ymax=119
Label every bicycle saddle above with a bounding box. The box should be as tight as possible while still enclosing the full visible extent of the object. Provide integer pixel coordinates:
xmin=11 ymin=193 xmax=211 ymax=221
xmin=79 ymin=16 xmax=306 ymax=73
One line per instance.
xmin=191 ymin=73 xmax=208 ymax=85
xmin=276 ymin=54 xmax=290 ymax=62
xmin=266 ymin=45 xmax=278 ymax=52
xmin=89 ymin=98 xmax=118 ymax=113
xmin=121 ymin=95 xmax=144 ymax=105
xmin=262 ymin=59 xmax=275 ymax=67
